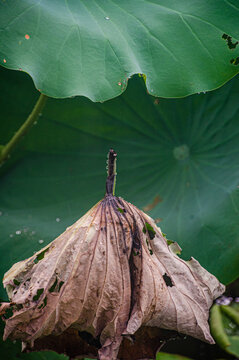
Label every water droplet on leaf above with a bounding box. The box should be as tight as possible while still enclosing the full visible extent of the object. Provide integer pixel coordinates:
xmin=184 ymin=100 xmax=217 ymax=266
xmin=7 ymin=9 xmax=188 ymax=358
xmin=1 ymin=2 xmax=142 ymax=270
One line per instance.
xmin=16 ymin=230 xmax=21 ymax=235
xmin=56 ymin=218 xmax=60 ymax=222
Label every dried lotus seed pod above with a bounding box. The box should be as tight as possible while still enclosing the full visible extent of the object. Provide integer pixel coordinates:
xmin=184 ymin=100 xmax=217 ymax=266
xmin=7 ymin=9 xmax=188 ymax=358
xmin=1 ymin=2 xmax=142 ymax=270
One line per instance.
xmin=1 ymin=149 xmax=225 ymax=360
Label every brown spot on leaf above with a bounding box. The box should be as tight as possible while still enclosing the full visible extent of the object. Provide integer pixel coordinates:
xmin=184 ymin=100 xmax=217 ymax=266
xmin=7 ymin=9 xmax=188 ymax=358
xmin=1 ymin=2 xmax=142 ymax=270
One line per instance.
xmin=154 ymin=98 xmax=160 ymax=105
xmin=143 ymin=195 xmax=163 ymax=212
xmin=154 ymin=217 xmax=162 ymax=223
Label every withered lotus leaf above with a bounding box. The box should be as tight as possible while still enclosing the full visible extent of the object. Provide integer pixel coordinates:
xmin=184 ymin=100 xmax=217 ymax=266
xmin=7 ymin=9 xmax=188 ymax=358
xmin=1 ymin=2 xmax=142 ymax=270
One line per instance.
xmin=1 ymin=150 xmax=225 ymax=360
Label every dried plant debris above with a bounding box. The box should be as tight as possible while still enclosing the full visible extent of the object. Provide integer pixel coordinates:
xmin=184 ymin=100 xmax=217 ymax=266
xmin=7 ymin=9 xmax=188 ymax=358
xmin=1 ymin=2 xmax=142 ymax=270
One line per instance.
xmin=1 ymin=150 xmax=225 ymax=360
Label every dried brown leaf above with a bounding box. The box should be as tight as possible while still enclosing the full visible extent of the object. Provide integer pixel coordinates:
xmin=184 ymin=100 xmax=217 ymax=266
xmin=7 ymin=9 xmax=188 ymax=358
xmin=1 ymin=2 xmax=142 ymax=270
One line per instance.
xmin=1 ymin=150 xmax=225 ymax=360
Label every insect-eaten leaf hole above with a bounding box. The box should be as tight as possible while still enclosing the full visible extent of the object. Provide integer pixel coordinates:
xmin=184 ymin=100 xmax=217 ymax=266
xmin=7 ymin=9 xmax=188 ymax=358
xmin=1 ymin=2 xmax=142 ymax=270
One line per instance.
xmin=222 ymin=33 xmax=238 ymax=49
xmin=117 ymin=207 xmax=126 ymax=214
xmin=143 ymin=222 xmax=156 ymax=240
xmin=33 ymin=288 xmax=44 ymax=301
xmin=145 ymin=238 xmax=153 ymax=255
xmin=58 ymin=281 xmax=64 ymax=291
xmin=163 ymin=273 xmax=174 ymax=287
xmin=49 ymin=277 xmax=64 ymax=293
xmin=38 ymin=296 xmax=47 ymax=309
xmin=49 ymin=278 xmax=58 ymax=292
xmin=230 ymin=57 xmax=239 ymax=65
xmin=34 ymin=247 xmax=50 ymax=264
xmin=3 ymin=306 xmax=14 ymax=319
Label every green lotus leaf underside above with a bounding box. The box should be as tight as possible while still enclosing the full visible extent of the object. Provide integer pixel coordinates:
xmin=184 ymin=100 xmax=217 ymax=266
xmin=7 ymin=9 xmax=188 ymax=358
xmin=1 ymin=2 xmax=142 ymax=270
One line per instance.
xmin=1 ymin=0 xmax=239 ymax=100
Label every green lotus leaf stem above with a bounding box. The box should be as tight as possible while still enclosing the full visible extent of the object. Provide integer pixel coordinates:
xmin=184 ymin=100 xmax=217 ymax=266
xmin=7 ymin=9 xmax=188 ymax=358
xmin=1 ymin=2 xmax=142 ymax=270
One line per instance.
xmin=0 ymin=93 xmax=47 ymax=165
xmin=221 ymin=305 xmax=239 ymax=326
xmin=210 ymin=304 xmax=231 ymax=349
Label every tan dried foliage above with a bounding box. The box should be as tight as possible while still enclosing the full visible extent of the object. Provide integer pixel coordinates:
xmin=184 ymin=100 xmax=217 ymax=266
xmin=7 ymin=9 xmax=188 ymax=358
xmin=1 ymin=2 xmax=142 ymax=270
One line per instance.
xmin=1 ymin=195 xmax=224 ymax=359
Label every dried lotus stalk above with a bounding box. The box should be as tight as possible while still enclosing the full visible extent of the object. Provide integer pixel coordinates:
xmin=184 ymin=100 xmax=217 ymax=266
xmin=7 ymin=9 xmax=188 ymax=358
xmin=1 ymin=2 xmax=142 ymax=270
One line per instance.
xmin=1 ymin=149 xmax=225 ymax=360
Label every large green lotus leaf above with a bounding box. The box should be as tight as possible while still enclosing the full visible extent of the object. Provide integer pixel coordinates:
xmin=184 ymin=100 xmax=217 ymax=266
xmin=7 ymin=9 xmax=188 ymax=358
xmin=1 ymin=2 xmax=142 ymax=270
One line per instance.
xmin=1 ymin=67 xmax=239 ymax=302
xmin=1 ymin=1 xmax=239 ymax=100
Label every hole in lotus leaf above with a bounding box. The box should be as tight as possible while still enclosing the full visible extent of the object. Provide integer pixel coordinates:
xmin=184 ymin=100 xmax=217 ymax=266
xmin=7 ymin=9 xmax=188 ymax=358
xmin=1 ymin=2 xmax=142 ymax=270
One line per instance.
xmin=230 ymin=57 xmax=239 ymax=65
xmin=34 ymin=247 xmax=50 ymax=264
xmin=222 ymin=33 xmax=238 ymax=49
xmin=163 ymin=273 xmax=174 ymax=287
xmin=33 ymin=288 xmax=44 ymax=301
xmin=38 ymin=296 xmax=47 ymax=309
xmin=58 ymin=281 xmax=64 ymax=292
xmin=13 ymin=279 xmax=20 ymax=286
xmin=145 ymin=238 xmax=153 ymax=255
xmin=49 ymin=278 xmax=58 ymax=293
xmin=143 ymin=222 xmax=156 ymax=240
xmin=15 ymin=304 xmax=23 ymax=310
xmin=117 ymin=207 xmax=125 ymax=214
